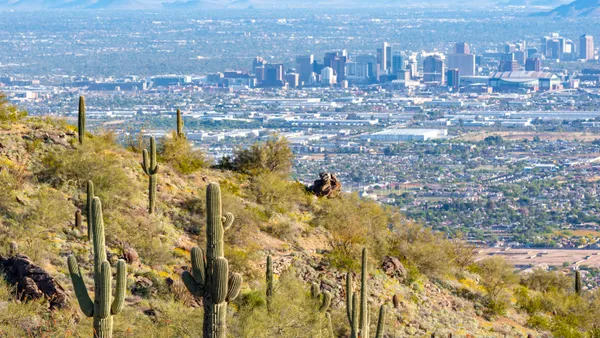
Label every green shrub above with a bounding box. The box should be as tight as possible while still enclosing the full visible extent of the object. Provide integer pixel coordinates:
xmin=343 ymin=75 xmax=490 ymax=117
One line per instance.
xmin=472 ymin=257 xmax=518 ymax=316
xmin=158 ymin=132 xmax=208 ymax=174
xmin=246 ymin=171 xmax=309 ymax=217
xmin=229 ymin=135 xmax=293 ymax=175
xmin=0 ymin=94 xmax=26 ymax=124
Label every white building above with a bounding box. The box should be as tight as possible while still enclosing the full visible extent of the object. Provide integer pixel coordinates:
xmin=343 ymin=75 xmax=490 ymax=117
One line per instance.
xmin=321 ymin=67 xmax=336 ymax=85
xmin=362 ymin=129 xmax=448 ymax=142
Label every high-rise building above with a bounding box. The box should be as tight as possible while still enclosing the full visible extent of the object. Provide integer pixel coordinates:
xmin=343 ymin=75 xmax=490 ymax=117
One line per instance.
xmin=546 ymin=39 xmax=561 ymax=59
xmin=378 ymin=42 xmax=390 ymax=73
xmin=446 ymin=68 xmax=460 ymax=90
xmin=321 ymin=67 xmax=336 ymax=85
xmin=454 ymin=42 xmax=470 ymax=54
xmin=392 ymin=55 xmax=404 ymax=74
xmin=580 ymin=34 xmax=594 ymax=60
xmin=423 ymin=55 xmax=445 ymax=83
xmin=447 ymin=54 xmax=475 ymax=76
xmin=324 ymin=51 xmax=348 ymax=81
xmin=386 ymin=44 xmax=392 ymax=70
xmin=345 ymin=62 xmax=371 ymax=82
xmin=499 ymin=53 xmax=519 ymax=72
xmin=504 ymin=43 xmax=516 ymax=54
xmin=251 ymin=57 xmax=266 ymax=72
xmin=262 ymin=63 xmax=284 ymax=87
xmin=284 ymin=73 xmax=299 ymax=88
xmin=296 ymin=55 xmax=314 ymax=85
xmin=525 ymin=58 xmax=541 ymax=72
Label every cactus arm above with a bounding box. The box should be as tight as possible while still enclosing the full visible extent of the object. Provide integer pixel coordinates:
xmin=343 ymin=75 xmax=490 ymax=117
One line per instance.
xmin=326 ymin=312 xmax=334 ymax=338
xmin=181 ymin=271 xmax=203 ymax=297
xmin=346 ymin=272 xmax=353 ymax=324
xmin=213 ymin=258 xmax=229 ymax=303
xmin=311 ymin=282 xmax=320 ymax=298
xmin=191 ymin=247 xmax=206 ymax=287
xmin=92 ymin=198 xmax=107 ymax=280
xmin=141 ymin=149 xmax=150 ymax=175
xmin=97 ymin=261 xmax=112 ymax=319
xmin=67 ymin=255 xmax=94 ymax=317
xmin=111 ymin=260 xmax=127 ymax=315
xmin=86 ymin=181 xmax=94 ymax=241
xmin=226 ymin=273 xmax=242 ymax=301
xmin=150 ymin=137 xmax=157 ymax=171
xmin=320 ymin=291 xmax=332 ymax=312
xmin=223 ymin=213 xmax=234 ymax=231
xmin=375 ymin=305 xmax=387 ymax=338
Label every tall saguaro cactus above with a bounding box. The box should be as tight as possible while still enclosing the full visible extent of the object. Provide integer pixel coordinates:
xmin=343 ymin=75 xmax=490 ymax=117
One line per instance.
xmin=575 ymin=270 xmax=582 ymax=295
xmin=266 ymin=255 xmax=274 ymax=312
xmin=78 ymin=96 xmax=86 ymax=145
xmin=346 ymin=248 xmax=386 ymax=338
xmin=67 ymin=197 xmax=127 ymax=338
xmin=141 ymin=137 xmax=159 ymax=214
xmin=181 ymin=183 xmax=242 ymax=338
xmin=176 ymin=108 xmax=185 ymax=138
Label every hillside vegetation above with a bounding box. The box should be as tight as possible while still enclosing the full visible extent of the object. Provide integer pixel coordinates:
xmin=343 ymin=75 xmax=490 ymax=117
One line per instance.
xmin=0 ymin=96 xmax=598 ymax=337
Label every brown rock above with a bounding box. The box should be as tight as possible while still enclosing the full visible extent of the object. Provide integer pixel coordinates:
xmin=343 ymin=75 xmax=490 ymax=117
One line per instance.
xmin=309 ymin=172 xmax=342 ymax=198
xmin=382 ymin=256 xmax=407 ymax=280
xmin=0 ymin=253 xmax=68 ymax=309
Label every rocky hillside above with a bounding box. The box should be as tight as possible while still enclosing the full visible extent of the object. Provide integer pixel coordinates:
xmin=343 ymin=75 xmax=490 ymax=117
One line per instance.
xmin=0 ymin=102 xmax=554 ymax=337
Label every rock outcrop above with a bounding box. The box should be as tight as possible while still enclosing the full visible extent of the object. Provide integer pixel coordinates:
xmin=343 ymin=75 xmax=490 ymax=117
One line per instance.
xmin=309 ymin=172 xmax=342 ymax=198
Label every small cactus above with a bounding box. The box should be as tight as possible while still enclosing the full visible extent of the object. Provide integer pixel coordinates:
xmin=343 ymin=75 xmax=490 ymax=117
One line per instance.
xmin=392 ymin=294 xmax=399 ymax=309
xmin=311 ymin=282 xmax=332 ymax=313
xmin=141 ymin=137 xmax=159 ymax=214
xmin=375 ymin=305 xmax=387 ymax=338
xmin=181 ymin=183 xmax=242 ymax=338
xmin=78 ymin=96 xmax=86 ymax=145
xmin=176 ymin=108 xmax=185 ymax=138
xmin=9 ymin=241 xmax=18 ymax=256
xmin=68 ymin=197 xmax=127 ymax=338
xmin=75 ymin=209 xmax=82 ymax=229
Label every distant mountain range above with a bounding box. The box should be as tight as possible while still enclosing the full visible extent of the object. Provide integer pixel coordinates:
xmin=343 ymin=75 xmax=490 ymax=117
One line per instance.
xmin=538 ymin=0 xmax=600 ymax=16
xmin=0 ymin=0 xmax=504 ymax=9
xmin=498 ymin=0 xmax=568 ymax=7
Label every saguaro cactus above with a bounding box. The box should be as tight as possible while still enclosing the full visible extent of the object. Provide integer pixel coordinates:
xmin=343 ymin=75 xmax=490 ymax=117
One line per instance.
xmin=75 ymin=209 xmax=82 ymax=229
xmin=266 ymin=255 xmax=274 ymax=312
xmin=575 ymin=270 xmax=582 ymax=295
xmin=67 ymin=197 xmax=127 ymax=338
xmin=141 ymin=137 xmax=159 ymax=214
xmin=181 ymin=183 xmax=242 ymax=338
xmin=86 ymin=181 xmax=95 ymax=241
xmin=78 ymin=96 xmax=86 ymax=145
xmin=346 ymin=248 xmax=386 ymax=338
xmin=176 ymin=108 xmax=185 ymax=138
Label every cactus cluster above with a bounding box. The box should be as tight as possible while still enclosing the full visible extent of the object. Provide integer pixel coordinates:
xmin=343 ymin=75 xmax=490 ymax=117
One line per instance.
xmin=181 ymin=183 xmax=242 ymax=338
xmin=176 ymin=108 xmax=185 ymax=139
xmin=78 ymin=96 xmax=86 ymax=145
xmin=141 ymin=137 xmax=159 ymax=214
xmin=346 ymin=248 xmax=386 ymax=338
xmin=68 ymin=196 xmax=127 ymax=338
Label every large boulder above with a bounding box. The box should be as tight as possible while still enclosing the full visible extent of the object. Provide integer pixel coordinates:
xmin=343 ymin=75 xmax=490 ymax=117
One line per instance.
xmin=0 ymin=253 xmax=69 ymax=309
xmin=309 ymin=172 xmax=342 ymax=198
xmin=382 ymin=256 xmax=407 ymax=281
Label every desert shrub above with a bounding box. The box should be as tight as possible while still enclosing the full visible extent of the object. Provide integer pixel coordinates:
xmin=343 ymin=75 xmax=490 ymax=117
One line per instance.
xmin=231 ymin=270 xmax=322 ymax=338
xmin=38 ymin=131 xmax=140 ymax=211
xmin=0 ymin=94 xmax=26 ymax=124
xmin=158 ymin=132 xmax=208 ymax=174
xmin=230 ymin=135 xmax=293 ymax=175
xmin=520 ymin=268 xmax=572 ymax=293
xmin=246 ymin=171 xmax=310 ymax=217
xmin=471 ymin=257 xmax=518 ymax=316
xmin=389 ymin=221 xmax=458 ymax=278
xmin=312 ymin=193 xmax=391 ymax=270
xmin=0 ymin=159 xmax=27 ymax=217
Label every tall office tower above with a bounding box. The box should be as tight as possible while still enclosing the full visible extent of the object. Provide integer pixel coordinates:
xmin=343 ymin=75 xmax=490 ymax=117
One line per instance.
xmin=513 ymin=50 xmax=527 ymax=65
xmin=284 ymin=73 xmax=299 ymax=88
xmin=324 ymin=51 xmax=348 ymax=81
xmin=321 ymin=67 xmax=336 ymax=85
xmin=525 ymin=58 xmax=541 ymax=71
xmin=263 ymin=63 xmax=284 ymax=86
xmin=547 ymin=39 xmax=561 ymax=59
xmin=408 ymin=57 xmax=418 ymax=78
xmin=252 ymin=57 xmax=266 ymax=72
xmin=254 ymin=66 xmax=265 ymax=82
xmin=378 ymin=42 xmax=390 ymax=73
xmin=423 ymin=55 xmax=445 ymax=84
xmin=355 ymin=54 xmax=377 ymax=80
xmin=540 ymin=36 xmax=549 ymax=56
xmin=504 ymin=43 xmax=516 ymax=54
xmin=296 ymin=55 xmax=314 ymax=85
xmin=446 ymin=69 xmax=460 ymax=90
xmin=580 ymin=34 xmax=594 ymax=60
xmin=499 ymin=53 xmax=519 ymax=72
xmin=447 ymin=53 xmax=475 ymax=76
xmin=386 ymin=44 xmax=392 ymax=70
xmin=392 ymin=54 xmax=404 ymax=74
xmin=454 ymin=42 xmax=470 ymax=54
